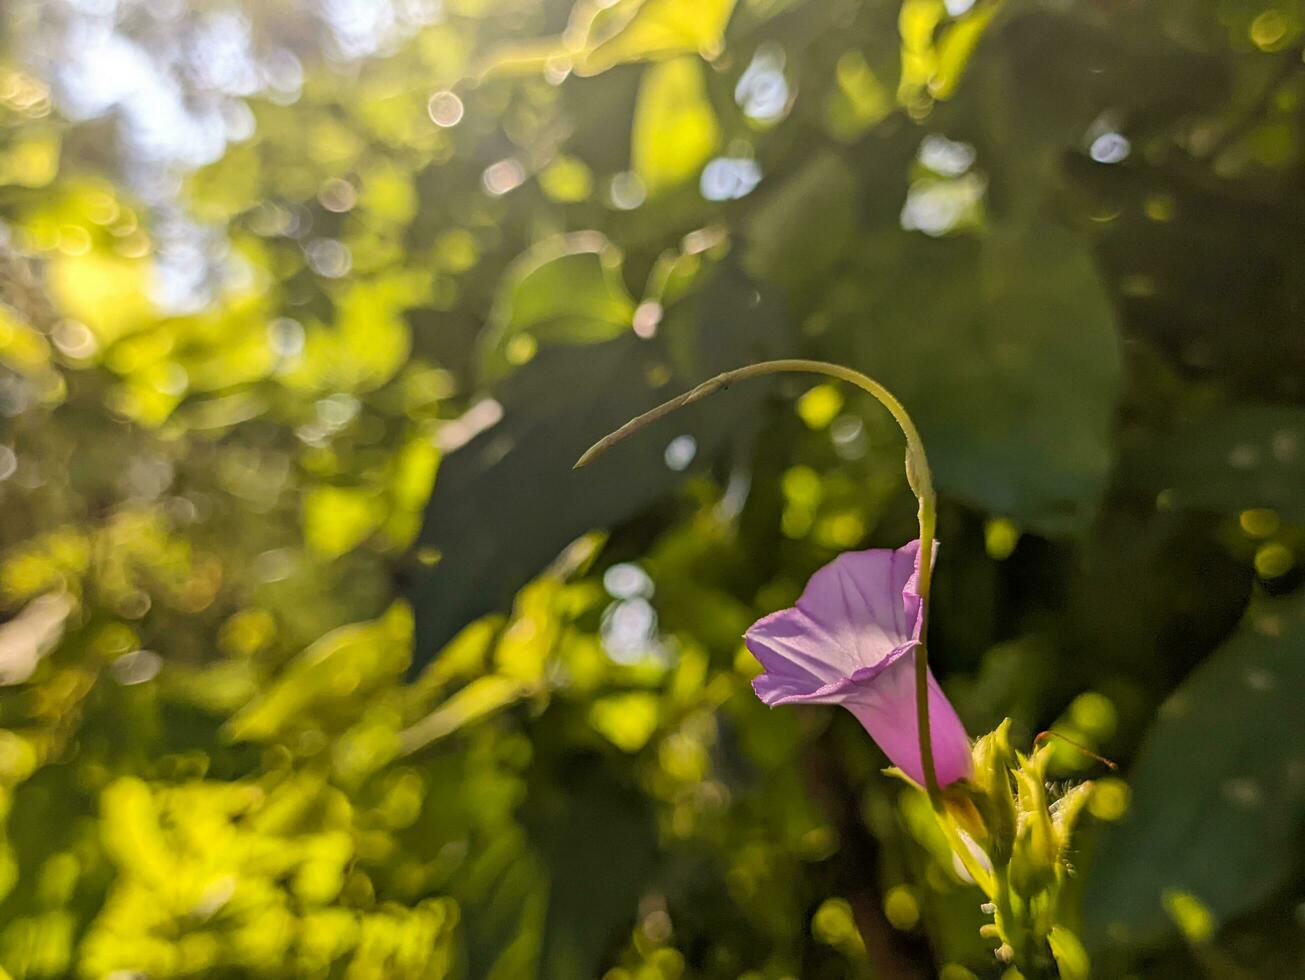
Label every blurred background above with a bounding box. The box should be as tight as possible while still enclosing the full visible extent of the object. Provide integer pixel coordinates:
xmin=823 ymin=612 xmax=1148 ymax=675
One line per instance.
xmin=0 ymin=0 xmax=1303 ymax=977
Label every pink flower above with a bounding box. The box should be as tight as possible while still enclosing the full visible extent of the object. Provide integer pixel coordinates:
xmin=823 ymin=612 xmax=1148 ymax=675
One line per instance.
xmin=746 ymin=540 xmax=971 ymax=786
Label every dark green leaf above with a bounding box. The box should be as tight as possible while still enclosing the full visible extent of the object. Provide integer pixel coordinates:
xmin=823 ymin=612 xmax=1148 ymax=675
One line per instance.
xmin=481 ymin=234 xmax=637 ymax=379
xmin=1083 ymin=590 xmax=1305 ymax=949
xmin=410 ymin=262 xmax=785 ymax=660
xmin=743 ymin=151 xmax=858 ymax=299
xmin=529 ymin=755 xmax=659 ymax=978
xmin=846 ymin=220 xmax=1122 ymax=535
xmin=1121 ymin=405 xmax=1305 ymax=523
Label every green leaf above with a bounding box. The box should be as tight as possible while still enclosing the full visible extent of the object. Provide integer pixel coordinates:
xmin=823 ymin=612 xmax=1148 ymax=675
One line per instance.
xmin=283 ymin=277 xmax=417 ymax=394
xmin=1121 ymin=405 xmax=1305 ymax=523
xmin=481 ymin=233 xmax=637 ymax=378
xmin=399 ymin=675 xmax=527 ymax=753
xmin=897 ymin=0 xmax=944 ymax=109
xmin=1082 ymin=591 xmax=1305 ymax=949
xmin=391 ymin=436 xmax=441 ymax=512
xmin=1048 ymin=925 xmax=1091 ymax=980
xmin=333 ymin=278 xmax=414 ymax=390
xmin=529 ymin=757 xmax=659 ymax=978
xmin=539 ymin=155 xmax=594 ymax=203
xmin=743 ymin=151 xmax=858 ymax=299
xmin=632 ymin=56 xmax=720 ymax=196
xmin=846 ymin=221 xmax=1121 ymax=535
xmin=579 ymin=0 xmax=738 ymax=75
xmin=824 ymin=50 xmax=894 ymax=141
xmin=588 ymin=692 xmax=660 ymax=752
xmin=932 ymin=4 xmax=999 ymax=100
xmin=226 ymin=603 xmax=413 ymax=742
xmin=302 ymin=485 xmax=383 ymax=559
xmin=47 ymin=252 xmax=155 ymax=348
xmin=411 ymin=261 xmax=784 ymax=659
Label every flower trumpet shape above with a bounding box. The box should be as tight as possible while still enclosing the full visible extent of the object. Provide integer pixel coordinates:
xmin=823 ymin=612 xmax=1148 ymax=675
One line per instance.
xmin=746 ymin=540 xmax=971 ymax=786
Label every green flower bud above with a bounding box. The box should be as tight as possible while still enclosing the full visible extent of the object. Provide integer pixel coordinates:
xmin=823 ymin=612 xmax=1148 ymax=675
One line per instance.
xmin=1024 ymin=740 xmax=1055 ymax=781
xmin=966 ymin=719 xmax=1018 ymax=864
xmin=941 ymin=785 xmax=989 ymax=844
xmin=1050 ymin=780 xmax=1094 ymax=855
xmin=1009 ymin=767 xmax=1057 ymax=899
xmin=972 ymin=718 xmax=1017 ymax=778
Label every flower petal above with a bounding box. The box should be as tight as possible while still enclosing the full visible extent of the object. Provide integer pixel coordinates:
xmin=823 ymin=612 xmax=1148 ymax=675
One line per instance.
xmin=793 ymin=541 xmax=928 ymax=667
xmin=745 ymin=606 xmax=847 ymax=700
xmin=753 ymin=640 xmax=919 ymax=706
xmin=745 ymin=540 xmax=934 ymax=701
xmin=842 ymin=654 xmax=971 ymax=786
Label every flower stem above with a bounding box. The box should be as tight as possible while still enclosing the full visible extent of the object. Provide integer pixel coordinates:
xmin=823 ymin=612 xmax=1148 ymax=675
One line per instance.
xmin=914 ymin=494 xmax=939 ymax=802
xmin=575 ymin=358 xmax=943 ymax=800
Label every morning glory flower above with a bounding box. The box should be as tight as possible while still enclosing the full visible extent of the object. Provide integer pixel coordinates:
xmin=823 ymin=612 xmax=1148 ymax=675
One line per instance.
xmin=746 ymin=540 xmax=972 ymax=786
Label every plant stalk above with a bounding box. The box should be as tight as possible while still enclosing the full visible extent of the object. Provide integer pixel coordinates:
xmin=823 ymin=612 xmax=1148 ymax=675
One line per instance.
xmin=575 ymin=358 xmax=944 ymax=799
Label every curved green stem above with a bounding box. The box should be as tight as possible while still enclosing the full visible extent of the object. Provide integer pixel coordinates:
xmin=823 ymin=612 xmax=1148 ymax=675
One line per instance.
xmin=575 ymin=358 xmax=943 ymax=800
xmin=914 ymin=495 xmax=938 ymax=802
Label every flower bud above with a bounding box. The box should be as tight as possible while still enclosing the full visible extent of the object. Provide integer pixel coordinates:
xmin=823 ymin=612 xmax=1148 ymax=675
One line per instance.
xmin=941 ymin=784 xmax=987 ymax=843
xmin=1050 ymin=780 xmax=1094 ymax=854
xmin=949 ymin=828 xmax=994 ymax=885
xmin=1009 ymin=767 xmax=1057 ymax=899
xmin=967 ymin=719 xmax=1018 ymax=864
xmin=972 ymin=718 xmax=1017 ymax=782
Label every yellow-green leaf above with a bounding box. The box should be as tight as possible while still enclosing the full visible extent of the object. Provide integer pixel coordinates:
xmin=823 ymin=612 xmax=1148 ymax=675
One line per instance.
xmin=481 ymin=233 xmax=635 ymax=377
xmin=227 ymin=603 xmax=413 ymax=742
xmin=632 ymin=57 xmax=720 ymax=196
xmin=580 ymin=0 xmax=738 ymax=75
xmin=589 ymin=692 xmax=660 ymax=752
xmin=932 ymin=5 xmax=999 ymax=100
xmin=303 ymin=486 xmax=383 ymax=559
xmin=399 ymin=675 xmax=526 ymax=752
xmin=1048 ymin=926 xmax=1091 ymax=980
xmin=48 ymin=252 xmax=155 ymax=347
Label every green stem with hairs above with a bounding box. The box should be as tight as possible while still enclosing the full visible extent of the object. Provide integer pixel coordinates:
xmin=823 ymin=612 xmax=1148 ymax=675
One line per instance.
xmin=575 ymin=359 xmax=944 ymax=801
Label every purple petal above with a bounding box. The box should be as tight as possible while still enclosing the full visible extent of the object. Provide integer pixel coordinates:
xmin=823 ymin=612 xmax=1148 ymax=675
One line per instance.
xmin=843 ymin=655 xmax=971 ymax=786
xmin=752 ymin=640 xmax=919 ymax=705
xmin=796 ymin=540 xmax=928 ymax=652
xmin=745 ymin=541 xmax=932 ymax=703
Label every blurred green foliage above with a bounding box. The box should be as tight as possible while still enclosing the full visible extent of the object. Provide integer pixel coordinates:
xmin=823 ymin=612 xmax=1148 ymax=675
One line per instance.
xmin=0 ymin=0 xmax=1303 ymax=977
